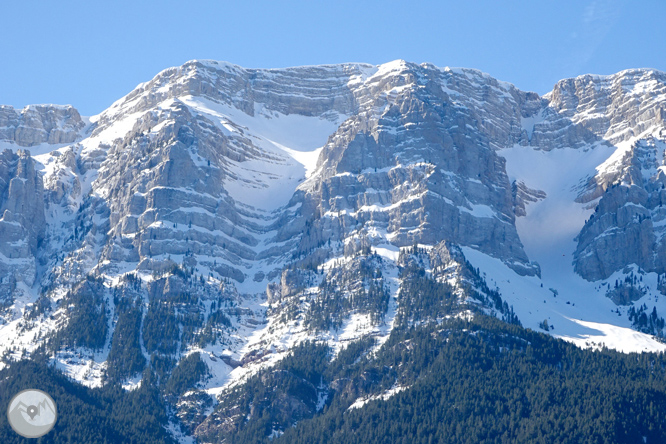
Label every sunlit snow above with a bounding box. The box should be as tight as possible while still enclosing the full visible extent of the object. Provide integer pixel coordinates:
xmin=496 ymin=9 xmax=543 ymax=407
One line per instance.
xmin=493 ymin=141 xmax=666 ymax=352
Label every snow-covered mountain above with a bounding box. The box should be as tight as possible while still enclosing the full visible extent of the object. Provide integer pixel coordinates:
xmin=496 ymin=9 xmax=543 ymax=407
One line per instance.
xmin=2 ymin=60 xmax=666 ymax=441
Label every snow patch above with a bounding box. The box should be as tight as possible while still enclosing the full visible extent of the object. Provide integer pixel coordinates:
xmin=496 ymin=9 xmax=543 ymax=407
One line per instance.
xmin=348 ymin=385 xmax=408 ymax=410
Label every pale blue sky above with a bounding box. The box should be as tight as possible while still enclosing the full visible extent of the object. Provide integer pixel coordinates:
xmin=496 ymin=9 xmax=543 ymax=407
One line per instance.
xmin=2 ymin=0 xmax=664 ymax=116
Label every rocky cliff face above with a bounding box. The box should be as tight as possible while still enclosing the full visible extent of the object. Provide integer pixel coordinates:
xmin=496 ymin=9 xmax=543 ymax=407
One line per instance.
xmin=1 ymin=59 xmax=664 ymax=338
xmin=0 ymin=149 xmax=45 ymax=302
xmin=563 ymin=70 xmax=666 ymax=282
xmin=0 ymin=105 xmax=85 ymax=147
xmin=81 ymin=62 xmax=373 ymax=284
xmin=544 ymin=69 xmax=666 ymax=146
xmin=42 ymin=59 xmax=541 ymax=300
xmin=2 ymin=59 xmax=666 ymax=442
xmin=97 ymin=61 xmax=362 ymax=125
xmin=278 ymin=62 xmax=542 ymax=276
xmin=574 ymin=137 xmax=666 ymax=282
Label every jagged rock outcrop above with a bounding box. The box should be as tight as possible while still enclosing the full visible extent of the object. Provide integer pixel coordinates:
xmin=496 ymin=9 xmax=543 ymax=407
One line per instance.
xmin=95 ymin=60 xmax=363 ymax=133
xmin=557 ymin=70 xmax=666 ymax=141
xmin=277 ymin=62 xmax=541 ymax=276
xmin=530 ymin=69 xmax=666 ymax=150
xmin=44 ymin=59 xmax=545 ymax=296
xmin=0 ymin=149 xmax=45 ymax=301
xmin=512 ymin=180 xmax=547 ymax=217
xmin=574 ymin=137 xmax=666 ymax=280
xmin=0 ymin=105 xmax=84 ymax=146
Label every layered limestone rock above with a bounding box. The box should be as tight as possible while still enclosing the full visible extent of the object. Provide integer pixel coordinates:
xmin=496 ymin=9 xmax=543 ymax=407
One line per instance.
xmin=6 ymin=61 xmax=665 ymax=301
xmin=512 ymin=181 xmax=547 ymax=217
xmin=95 ymin=60 xmax=364 ymax=134
xmin=0 ymin=105 xmax=85 ymax=146
xmin=68 ymin=61 xmax=373 ymax=285
xmin=574 ymin=137 xmax=666 ymax=281
xmin=59 ymin=59 xmax=543 ymax=289
xmin=509 ymin=68 xmax=666 ymax=284
xmin=0 ymin=149 xmax=45 ymax=301
xmin=278 ymin=61 xmax=541 ymax=276
xmin=93 ymin=103 xmax=258 ymax=282
xmin=531 ymin=69 xmax=666 ymax=149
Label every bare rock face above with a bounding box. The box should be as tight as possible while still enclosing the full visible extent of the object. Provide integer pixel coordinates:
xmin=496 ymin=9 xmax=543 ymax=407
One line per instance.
xmin=531 ymin=69 xmax=666 ymax=149
xmin=0 ymin=105 xmax=84 ymax=146
xmin=66 ymin=59 xmax=542 ymax=293
xmin=574 ymin=137 xmax=666 ymax=280
xmin=93 ymin=103 xmax=251 ymax=282
xmin=512 ymin=181 xmax=547 ymax=217
xmin=95 ymin=60 xmax=363 ymax=133
xmin=279 ymin=62 xmax=541 ymax=276
xmin=82 ymin=62 xmax=376 ymax=285
xmin=0 ymin=149 xmax=45 ymax=301
xmin=1 ymin=62 xmax=663 ymax=315
xmin=606 ymin=282 xmax=646 ymax=305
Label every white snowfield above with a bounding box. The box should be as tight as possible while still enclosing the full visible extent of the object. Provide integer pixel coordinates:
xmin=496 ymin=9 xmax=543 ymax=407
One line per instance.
xmin=178 ymin=95 xmax=342 ymax=212
xmin=495 ymin=134 xmax=666 ymax=353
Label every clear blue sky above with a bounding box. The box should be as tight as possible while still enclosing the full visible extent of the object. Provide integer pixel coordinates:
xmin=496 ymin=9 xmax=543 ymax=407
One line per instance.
xmin=2 ymin=0 xmax=665 ymax=116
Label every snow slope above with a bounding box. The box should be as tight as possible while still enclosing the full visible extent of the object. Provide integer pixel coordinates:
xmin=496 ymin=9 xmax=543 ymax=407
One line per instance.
xmin=178 ymin=96 xmax=344 ymax=212
xmin=484 ymin=141 xmax=666 ymax=352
